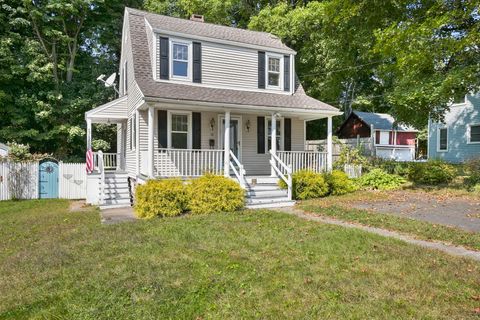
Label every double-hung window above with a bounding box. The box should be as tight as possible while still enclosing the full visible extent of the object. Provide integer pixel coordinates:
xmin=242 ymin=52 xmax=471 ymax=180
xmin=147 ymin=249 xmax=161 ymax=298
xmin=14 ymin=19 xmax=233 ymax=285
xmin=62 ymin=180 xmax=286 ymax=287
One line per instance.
xmin=170 ymin=113 xmax=190 ymax=149
xmin=267 ymin=55 xmax=281 ymax=88
xmin=267 ymin=119 xmax=282 ymax=151
xmin=171 ymin=42 xmax=190 ymax=79
xmin=469 ymin=124 xmax=480 ymax=143
xmin=438 ymin=128 xmax=448 ymax=151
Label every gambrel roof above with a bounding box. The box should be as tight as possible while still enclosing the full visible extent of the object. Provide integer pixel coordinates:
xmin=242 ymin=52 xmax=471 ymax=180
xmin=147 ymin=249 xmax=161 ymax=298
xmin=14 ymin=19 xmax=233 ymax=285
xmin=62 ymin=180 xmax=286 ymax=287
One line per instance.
xmin=125 ymin=8 xmax=340 ymax=114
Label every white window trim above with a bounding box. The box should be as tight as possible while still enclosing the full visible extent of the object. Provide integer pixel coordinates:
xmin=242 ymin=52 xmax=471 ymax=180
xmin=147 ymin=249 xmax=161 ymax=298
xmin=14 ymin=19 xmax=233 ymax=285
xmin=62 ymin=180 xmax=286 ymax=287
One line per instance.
xmin=265 ymin=53 xmax=284 ymax=90
xmin=437 ymin=127 xmax=448 ymax=152
xmin=167 ymin=110 xmax=192 ymax=149
xmin=467 ymin=123 xmax=480 ymax=144
xmin=170 ymin=39 xmax=192 ymax=81
xmin=130 ymin=114 xmax=136 ymax=151
xmin=265 ymin=117 xmax=284 ymax=151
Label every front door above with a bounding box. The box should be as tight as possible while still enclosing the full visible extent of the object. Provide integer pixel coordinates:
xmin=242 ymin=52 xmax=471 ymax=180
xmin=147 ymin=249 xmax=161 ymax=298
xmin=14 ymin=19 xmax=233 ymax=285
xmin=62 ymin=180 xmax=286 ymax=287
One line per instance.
xmin=220 ymin=116 xmax=242 ymax=160
xmin=39 ymin=161 xmax=59 ymax=198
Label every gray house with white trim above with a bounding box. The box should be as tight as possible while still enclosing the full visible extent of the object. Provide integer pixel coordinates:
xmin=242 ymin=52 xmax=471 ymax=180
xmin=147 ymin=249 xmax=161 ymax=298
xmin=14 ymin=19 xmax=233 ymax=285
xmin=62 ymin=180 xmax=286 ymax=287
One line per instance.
xmin=85 ymin=8 xmax=341 ymax=209
xmin=428 ymin=94 xmax=480 ymax=162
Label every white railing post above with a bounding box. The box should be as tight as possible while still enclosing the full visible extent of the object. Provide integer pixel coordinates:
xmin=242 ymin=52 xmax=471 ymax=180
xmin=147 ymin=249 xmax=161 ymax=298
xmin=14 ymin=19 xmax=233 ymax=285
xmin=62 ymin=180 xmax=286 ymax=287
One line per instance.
xmin=224 ymin=111 xmax=230 ymax=177
xmin=327 ymin=116 xmax=333 ymax=171
xmin=98 ymin=150 xmax=105 ymax=204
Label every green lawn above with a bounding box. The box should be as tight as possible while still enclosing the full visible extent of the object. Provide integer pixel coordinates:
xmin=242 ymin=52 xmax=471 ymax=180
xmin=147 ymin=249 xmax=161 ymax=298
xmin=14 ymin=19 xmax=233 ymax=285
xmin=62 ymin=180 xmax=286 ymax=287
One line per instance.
xmin=0 ymin=200 xmax=479 ymax=319
xmin=301 ymin=192 xmax=480 ymax=251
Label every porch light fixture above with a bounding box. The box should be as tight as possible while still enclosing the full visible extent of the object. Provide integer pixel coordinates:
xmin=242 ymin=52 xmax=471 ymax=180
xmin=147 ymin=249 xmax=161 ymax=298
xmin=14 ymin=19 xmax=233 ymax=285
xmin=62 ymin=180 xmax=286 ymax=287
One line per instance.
xmin=210 ymin=118 xmax=215 ymax=131
xmin=245 ymin=119 xmax=251 ymax=132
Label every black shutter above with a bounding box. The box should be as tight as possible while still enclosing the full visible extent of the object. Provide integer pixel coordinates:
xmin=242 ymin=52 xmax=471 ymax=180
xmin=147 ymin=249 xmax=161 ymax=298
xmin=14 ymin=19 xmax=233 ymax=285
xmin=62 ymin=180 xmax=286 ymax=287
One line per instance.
xmin=193 ymin=42 xmax=202 ymax=83
xmin=159 ymin=37 xmax=169 ymax=80
xmin=258 ymin=51 xmax=265 ymax=89
xmin=192 ymin=112 xmax=201 ymax=149
xmin=257 ymin=116 xmax=265 ymax=154
xmin=158 ymin=110 xmax=167 ymax=148
xmin=284 ymin=55 xmax=290 ymax=92
xmin=284 ymin=118 xmax=292 ymax=151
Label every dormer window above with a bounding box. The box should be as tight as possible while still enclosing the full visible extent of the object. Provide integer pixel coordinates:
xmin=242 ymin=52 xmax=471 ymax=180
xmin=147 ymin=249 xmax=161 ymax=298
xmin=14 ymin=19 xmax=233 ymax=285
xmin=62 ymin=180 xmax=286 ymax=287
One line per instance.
xmin=171 ymin=41 xmax=191 ymax=79
xmin=266 ymin=53 xmax=283 ymax=89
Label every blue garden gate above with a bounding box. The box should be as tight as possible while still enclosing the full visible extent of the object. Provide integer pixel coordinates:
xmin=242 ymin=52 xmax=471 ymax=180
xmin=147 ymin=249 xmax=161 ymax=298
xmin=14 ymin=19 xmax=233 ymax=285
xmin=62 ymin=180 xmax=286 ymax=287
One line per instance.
xmin=39 ymin=161 xmax=59 ymax=198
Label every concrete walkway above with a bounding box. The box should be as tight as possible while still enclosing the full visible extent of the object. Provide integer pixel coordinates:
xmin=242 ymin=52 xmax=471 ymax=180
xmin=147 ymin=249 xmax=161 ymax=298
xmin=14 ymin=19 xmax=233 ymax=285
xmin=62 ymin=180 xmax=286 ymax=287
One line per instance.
xmin=277 ymin=206 xmax=480 ymax=262
xmin=100 ymin=206 xmax=136 ymax=225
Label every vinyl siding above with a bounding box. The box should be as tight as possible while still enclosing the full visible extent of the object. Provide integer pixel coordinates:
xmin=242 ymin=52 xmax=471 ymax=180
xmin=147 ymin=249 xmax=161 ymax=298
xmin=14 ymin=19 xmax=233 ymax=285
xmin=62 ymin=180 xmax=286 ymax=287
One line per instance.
xmin=428 ymin=94 xmax=480 ymax=163
xmin=154 ymin=34 xmax=292 ymax=94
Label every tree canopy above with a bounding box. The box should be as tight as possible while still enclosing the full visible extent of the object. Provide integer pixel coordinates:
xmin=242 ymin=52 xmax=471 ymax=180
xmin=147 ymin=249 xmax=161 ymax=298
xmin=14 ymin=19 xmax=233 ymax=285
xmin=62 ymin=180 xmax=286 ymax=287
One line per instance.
xmin=0 ymin=0 xmax=478 ymax=155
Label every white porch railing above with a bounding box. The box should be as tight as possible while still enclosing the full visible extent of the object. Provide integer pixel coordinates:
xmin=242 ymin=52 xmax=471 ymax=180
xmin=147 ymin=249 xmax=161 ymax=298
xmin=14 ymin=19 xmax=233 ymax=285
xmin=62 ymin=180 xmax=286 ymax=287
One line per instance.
xmin=229 ymin=150 xmax=246 ymax=188
xmin=97 ymin=150 xmax=105 ymax=204
xmin=277 ymin=151 xmax=328 ymax=173
xmin=94 ymin=152 xmax=121 ymax=170
xmin=154 ymin=148 xmax=224 ymax=177
xmin=269 ymin=150 xmax=292 ymax=200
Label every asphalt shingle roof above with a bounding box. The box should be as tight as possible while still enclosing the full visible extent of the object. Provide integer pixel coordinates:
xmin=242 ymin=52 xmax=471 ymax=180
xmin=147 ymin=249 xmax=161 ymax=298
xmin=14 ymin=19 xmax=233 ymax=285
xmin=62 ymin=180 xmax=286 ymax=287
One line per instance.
xmin=353 ymin=111 xmax=417 ymax=131
xmin=126 ymin=8 xmax=339 ymax=113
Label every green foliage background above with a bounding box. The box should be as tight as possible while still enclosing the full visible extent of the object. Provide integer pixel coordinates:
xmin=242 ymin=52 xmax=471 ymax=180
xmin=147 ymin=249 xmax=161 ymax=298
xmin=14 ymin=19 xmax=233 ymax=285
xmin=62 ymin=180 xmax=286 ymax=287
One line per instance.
xmin=1 ymin=0 xmax=478 ymax=158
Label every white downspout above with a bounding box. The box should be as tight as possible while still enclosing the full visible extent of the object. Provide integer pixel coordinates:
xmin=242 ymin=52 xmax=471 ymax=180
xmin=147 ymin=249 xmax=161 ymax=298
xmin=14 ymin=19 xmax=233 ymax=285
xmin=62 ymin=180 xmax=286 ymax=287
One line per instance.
xmin=148 ymin=106 xmax=155 ymax=178
xmin=224 ymin=110 xmax=231 ymax=177
xmin=327 ymin=116 xmax=333 ymax=171
xmin=270 ymin=113 xmax=277 ymax=177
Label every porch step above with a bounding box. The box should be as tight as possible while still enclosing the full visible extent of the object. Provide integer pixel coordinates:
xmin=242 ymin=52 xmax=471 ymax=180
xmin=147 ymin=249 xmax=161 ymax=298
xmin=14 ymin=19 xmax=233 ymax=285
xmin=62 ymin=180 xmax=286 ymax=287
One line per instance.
xmin=245 ymin=198 xmax=295 ymax=209
xmin=245 ymin=176 xmax=279 ymax=185
xmin=244 ymin=175 xmax=295 ymax=209
xmin=98 ymin=172 xmax=132 ymax=210
xmin=100 ymin=198 xmax=131 ymax=206
xmin=246 ymin=189 xmax=288 ymax=198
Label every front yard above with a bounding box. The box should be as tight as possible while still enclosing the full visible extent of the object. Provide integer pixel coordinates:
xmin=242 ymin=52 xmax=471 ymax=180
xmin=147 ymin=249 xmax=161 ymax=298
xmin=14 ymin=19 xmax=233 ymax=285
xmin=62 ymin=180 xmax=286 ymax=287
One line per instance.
xmin=1 ymin=200 xmax=479 ymax=319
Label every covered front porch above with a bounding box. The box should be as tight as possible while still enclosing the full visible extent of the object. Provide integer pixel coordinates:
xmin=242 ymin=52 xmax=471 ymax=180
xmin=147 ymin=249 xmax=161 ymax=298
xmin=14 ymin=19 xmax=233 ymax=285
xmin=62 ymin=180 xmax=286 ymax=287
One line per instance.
xmin=136 ymin=102 xmax=337 ymax=187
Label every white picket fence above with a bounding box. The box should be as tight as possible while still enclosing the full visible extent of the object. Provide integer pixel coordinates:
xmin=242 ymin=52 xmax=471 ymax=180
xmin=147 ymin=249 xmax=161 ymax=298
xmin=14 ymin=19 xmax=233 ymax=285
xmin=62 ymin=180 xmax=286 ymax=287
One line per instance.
xmin=0 ymin=161 xmax=87 ymax=201
xmin=0 ymin=162 xmax=38 ymax=201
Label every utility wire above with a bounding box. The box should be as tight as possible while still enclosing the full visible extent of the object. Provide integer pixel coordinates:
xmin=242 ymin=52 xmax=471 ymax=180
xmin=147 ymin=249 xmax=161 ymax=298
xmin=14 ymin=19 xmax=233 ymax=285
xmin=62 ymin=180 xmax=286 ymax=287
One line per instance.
xmin=300 ymin=59 xmax=388 ymax=77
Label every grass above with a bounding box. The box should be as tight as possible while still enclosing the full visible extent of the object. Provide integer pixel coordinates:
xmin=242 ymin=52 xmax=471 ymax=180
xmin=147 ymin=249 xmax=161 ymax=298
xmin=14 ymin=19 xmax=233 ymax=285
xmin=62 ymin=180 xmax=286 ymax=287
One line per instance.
xmin=301 ymin=191 xmax=480 ymax=251
xmin=0 ymin=200 xmax=479 ymax=319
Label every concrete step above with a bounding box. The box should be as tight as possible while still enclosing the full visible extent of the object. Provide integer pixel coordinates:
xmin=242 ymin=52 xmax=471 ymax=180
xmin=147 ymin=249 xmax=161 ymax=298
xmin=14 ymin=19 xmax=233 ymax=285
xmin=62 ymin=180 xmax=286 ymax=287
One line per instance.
xmin=245 ymin=198 xmax=295 ymax=209
xmin=99 ymin=203 xmax=132 ymax=210
xmin=101 ymin=198 xmax=131 ymax=206
xmin=246 ymin=184 xmax=282 ymax=192
xmin=246 ymin=189 xmax=288 ymax=198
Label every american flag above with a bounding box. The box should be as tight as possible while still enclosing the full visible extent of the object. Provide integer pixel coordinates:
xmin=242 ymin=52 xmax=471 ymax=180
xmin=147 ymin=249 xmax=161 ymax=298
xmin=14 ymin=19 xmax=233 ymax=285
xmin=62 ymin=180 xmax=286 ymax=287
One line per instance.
xmin=86 ymin=148 xmax=94 ymax=173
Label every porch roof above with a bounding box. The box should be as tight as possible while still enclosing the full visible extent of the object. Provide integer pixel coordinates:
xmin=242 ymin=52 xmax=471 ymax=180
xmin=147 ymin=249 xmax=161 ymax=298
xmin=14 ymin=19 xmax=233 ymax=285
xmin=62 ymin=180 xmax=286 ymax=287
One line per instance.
xmin=85 ymin=96 xmax=128 ymax=123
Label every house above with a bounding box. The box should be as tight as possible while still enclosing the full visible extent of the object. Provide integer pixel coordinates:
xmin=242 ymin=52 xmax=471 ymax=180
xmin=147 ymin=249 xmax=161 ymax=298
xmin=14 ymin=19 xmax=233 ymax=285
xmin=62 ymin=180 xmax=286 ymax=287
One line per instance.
xmin=0 ymin=143 xmax=9 ymax=157
xmin=428 ymin=94 xmax=480 ymax=163
xmin=337 ymin=110 xmax=417 ymax=161
xmin=85 ymin=8 xmax=341 ymax=209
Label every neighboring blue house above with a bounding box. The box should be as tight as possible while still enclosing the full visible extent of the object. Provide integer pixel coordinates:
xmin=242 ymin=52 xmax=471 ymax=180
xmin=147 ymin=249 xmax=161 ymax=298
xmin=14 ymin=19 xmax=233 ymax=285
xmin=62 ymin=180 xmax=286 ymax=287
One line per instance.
xmin=428 ymin=94 xmax=480 ymax=162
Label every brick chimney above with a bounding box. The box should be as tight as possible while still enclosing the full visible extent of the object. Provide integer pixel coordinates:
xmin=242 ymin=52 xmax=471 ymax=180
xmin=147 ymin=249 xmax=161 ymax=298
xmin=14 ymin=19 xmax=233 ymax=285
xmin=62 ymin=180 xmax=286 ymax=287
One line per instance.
xmin=190 ymin=14 xmax=204 ymax=22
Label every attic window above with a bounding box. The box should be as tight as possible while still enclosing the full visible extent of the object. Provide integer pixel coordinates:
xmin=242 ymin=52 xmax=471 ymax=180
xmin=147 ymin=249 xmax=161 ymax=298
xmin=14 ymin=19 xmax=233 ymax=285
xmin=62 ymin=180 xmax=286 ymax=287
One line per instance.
xmin=267 ymin=57 xmax=280 ymax=87
xmin=171 ymin=42 xmax=190 ymax=79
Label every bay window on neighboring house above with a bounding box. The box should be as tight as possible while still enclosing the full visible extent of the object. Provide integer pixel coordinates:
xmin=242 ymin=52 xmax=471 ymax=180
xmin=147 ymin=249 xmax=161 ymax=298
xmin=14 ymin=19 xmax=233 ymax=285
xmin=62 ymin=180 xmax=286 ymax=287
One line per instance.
xmin=171 ymin=41 xmax=190 ymax=79
xmin=468 ymin=124 xmax=480 ymax=144
xmin=169 ymin=112 xmax=191 ymax=149
xmin=437 ymin=127 xmax=448 ymax=151
xmin=266 ymin=118 xmax=282 ymax=151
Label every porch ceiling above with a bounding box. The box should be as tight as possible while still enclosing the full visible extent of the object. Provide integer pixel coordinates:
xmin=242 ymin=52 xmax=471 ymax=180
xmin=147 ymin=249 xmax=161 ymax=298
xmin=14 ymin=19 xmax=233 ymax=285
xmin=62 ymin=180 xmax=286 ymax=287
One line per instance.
xmin=85 ymin=96 xmax=128 ymax=123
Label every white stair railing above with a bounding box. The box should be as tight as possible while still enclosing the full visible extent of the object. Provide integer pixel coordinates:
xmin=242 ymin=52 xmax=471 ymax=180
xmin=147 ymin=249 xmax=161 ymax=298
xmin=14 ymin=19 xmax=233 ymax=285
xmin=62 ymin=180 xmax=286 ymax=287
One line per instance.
xmin=97 ymin=150 xmax=105 ymax=204
xmin=229 ymin=150 xmax=246 ymax=189
xmin=269 ymin=150 xmax=293 ymax=200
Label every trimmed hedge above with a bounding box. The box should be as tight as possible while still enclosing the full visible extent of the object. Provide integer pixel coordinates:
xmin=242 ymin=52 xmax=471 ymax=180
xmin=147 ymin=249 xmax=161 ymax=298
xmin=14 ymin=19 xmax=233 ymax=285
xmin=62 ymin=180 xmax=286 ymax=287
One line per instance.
xmin=187 ymin=174 xmax=244 ymax=215
xmin=286 ymin=170 xmax=329 ymax=200
xmin=135 ymin=179 xmax=189 ymax=219
xmin=325 ymin=170 xmax=357 ymax=195
xmin=407 ymin=160 xmax=457 ymax=185
xmin=357 ymin=169 xmax=406 ymax=191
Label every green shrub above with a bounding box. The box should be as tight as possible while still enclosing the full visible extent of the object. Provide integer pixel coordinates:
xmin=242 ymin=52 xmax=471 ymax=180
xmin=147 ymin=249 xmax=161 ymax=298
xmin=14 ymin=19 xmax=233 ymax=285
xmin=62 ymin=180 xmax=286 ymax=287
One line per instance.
xmin=324 ymin=170 xmax=357 ymax=195
xmin=333 ymin=143 xmax=369 ymax=171
xmin=357 ymin=169 xmax=406 ymax=190
xmin=369 ymin=158 xmax=410 ymax=177
xmin=187 ymin=174 xmax=244 ymax=215
xmin=472 ymin=184 xmax=480 ymax=193
xmin=135 ymin=179 xmax=189 ymax=219
xmin=287 ymin=170 xmax=329 ymax=200
xmin=407 ymin=160 xmax=457 ymax=185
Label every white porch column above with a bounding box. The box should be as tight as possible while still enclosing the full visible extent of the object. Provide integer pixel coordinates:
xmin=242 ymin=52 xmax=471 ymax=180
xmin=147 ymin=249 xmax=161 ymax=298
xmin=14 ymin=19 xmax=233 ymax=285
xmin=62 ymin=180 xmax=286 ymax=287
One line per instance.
xmin=224 ymin=110 xmax=231 ymax=177
xmin=327 ymin=116 xmax=333 ymax=171
xmin=86 ymin=119 xmax=92 ymax=150
xmin=270 ymin=113 xmax=277 ymax=176
xmin=148 ymin=106 xmax=155 ymax=178
xmin=135 ymin=110 xmax=140 ymax=176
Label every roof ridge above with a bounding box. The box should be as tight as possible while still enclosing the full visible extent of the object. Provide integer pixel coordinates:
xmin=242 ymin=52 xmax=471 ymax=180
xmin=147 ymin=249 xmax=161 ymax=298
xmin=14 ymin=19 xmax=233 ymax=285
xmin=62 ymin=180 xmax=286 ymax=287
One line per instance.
xmin=125 ymin=7 xmax=279 ymax=38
